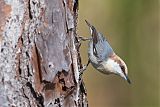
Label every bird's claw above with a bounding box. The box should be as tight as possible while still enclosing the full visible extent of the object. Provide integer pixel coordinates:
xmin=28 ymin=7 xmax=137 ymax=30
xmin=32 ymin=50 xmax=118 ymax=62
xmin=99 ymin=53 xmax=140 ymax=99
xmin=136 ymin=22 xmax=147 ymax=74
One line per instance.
xmin=77 ymin=36 xmax=91 ymax=42
xmin=79 ymin=60 xmax=90 ymax=76
xmin=79 ymin=64 xmax=87 ymax=76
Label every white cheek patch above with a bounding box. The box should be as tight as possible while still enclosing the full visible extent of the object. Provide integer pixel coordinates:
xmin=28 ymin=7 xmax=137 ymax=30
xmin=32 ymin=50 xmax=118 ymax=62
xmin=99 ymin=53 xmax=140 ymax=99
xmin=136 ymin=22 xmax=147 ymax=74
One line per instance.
xmin=105 ymin=59 xmax=125 ymax=78
xmin=107 ymin=59 xmax=120 ymax=72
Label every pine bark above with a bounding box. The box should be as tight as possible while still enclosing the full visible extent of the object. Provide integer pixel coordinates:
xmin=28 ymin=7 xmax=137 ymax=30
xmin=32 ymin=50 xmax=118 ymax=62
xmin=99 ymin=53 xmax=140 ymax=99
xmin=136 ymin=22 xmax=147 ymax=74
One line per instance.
xmin=0 ymin=0 xmax=88 ymax=107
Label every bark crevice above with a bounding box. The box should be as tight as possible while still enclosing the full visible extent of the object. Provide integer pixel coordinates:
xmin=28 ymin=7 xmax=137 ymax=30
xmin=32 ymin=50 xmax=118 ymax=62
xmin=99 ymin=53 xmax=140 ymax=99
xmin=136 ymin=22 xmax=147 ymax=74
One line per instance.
xmin=26 ymin=82 xmax=44 ymax=107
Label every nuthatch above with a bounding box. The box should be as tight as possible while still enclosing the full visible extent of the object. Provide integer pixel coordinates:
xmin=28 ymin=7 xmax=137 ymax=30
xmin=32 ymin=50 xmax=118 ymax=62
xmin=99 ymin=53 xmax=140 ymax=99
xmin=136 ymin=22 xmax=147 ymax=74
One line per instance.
xmin=85 ymin=20 xmax=131 ymax=84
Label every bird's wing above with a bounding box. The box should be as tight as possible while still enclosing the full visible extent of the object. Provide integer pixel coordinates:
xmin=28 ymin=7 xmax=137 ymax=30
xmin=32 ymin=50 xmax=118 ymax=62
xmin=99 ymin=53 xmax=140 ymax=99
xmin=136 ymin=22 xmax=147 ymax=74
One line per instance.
xmin=85 ymin=20 xmax=114 ymax=61
xmin=93 ymin=33 xmax=114 ymax=61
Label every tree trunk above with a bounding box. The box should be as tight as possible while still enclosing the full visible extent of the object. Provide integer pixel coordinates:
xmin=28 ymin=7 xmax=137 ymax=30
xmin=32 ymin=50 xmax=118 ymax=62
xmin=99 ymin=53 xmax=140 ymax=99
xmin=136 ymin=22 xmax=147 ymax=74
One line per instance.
xmin=0 ymin=0 xmax=88 ymax=107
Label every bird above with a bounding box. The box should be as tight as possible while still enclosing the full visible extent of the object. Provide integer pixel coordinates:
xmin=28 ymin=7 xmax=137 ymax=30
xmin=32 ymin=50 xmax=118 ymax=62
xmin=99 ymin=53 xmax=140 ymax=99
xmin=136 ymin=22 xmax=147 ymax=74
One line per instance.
xmin=85 ymin=20 xmax=131 ymax=84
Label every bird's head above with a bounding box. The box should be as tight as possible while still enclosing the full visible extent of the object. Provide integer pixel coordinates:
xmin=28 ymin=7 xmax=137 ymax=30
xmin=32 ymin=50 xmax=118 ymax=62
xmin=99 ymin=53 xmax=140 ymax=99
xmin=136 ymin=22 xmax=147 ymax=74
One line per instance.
xmin=104 ymin=53 xmax=131 ymax=84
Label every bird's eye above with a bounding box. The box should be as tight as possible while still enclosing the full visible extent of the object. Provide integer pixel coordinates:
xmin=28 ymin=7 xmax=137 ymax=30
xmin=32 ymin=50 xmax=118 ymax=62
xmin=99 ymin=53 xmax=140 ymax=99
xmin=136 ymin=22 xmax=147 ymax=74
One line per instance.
xmin=120 ymin=65 xmax=126 ymax=75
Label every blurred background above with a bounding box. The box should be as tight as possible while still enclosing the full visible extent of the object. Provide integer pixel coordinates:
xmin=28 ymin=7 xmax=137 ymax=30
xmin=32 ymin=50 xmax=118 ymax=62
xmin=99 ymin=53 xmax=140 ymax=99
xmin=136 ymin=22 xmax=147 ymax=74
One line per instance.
xmin=77 ymin=0 xmax=159 ymax=107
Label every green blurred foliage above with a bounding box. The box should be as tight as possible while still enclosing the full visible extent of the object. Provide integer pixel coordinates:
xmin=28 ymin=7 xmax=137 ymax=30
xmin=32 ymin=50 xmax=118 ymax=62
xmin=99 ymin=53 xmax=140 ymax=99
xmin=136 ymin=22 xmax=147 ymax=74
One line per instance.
xmin=78 ymin=0 xmax=159 ymax=107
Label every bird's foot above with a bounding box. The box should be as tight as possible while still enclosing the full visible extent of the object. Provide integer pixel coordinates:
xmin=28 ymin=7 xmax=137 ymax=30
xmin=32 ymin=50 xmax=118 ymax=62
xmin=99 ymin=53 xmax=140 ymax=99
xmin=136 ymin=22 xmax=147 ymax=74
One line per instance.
xmin=79 ymin=60 xmax=90 ymax=76
xmin=77 ymin=35 xmax=91 ymax=42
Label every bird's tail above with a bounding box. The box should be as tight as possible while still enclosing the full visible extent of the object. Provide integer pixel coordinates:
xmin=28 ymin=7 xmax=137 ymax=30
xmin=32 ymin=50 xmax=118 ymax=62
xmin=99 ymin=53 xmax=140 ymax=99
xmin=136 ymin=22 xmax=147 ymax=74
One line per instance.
xmin=85 ymin=20 xmax=92 ymax=28
xmin=85 ymin=20 xmax=98 ymax=44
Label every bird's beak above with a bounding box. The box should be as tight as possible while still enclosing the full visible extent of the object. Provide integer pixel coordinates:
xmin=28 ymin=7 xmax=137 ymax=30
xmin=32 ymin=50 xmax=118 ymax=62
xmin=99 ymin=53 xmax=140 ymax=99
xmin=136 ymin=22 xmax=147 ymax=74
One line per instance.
xmin=125 ymin=76 xmax=131 ymax=84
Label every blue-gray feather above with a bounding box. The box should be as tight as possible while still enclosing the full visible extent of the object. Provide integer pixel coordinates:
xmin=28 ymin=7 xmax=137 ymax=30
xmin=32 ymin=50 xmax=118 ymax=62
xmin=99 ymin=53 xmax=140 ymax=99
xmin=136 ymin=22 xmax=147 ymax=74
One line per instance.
xmin=89 ymin=32 xmax=114 ymax=61
xmin=87 ymin=31 xmax=114 ymax=73
xmin=94 ymin=32 xmax=113 ymax=60
xmin=85 ymin=20 xmax=114 ymax=64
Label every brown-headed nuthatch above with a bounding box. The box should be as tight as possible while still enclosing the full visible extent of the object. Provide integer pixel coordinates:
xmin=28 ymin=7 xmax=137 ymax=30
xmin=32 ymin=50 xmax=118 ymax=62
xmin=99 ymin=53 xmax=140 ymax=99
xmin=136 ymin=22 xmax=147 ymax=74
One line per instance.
xmin=85 ymin=20 xmax=131 ymax=84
